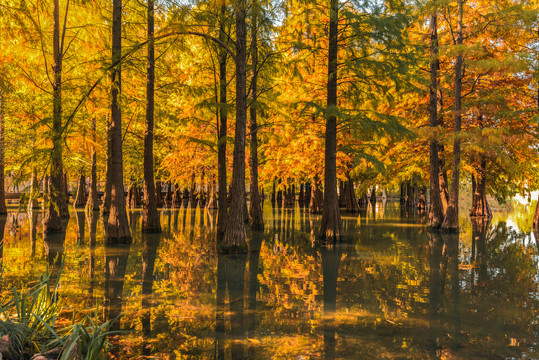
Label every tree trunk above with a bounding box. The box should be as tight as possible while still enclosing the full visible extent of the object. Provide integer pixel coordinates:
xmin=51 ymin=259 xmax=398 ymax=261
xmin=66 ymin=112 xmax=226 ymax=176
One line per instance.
xmin=248 ymin=10 xmax=263 ymax=230
xmin=107 ymin=0 xmax=131 ymax=242
xmin=310 ymin=175 xmax=323 ymax=214
xmin=142 ymin=0 xmax=161 ymax=233
xmin=427 ymin=10 xmax=445 ymax=229
xmin=469 ymin=158 xmax=491 ymax=218
xmin=344 ymin=178 xmax=358 ymax=213
xmin=28 ymin=167 xmax=40 ymax=210
xmin=43 ymin=0 xmax=67 ymax=232
xmin=417 ymin=186 xmax=427 ymax=211
xmin=319 ymin=0 xmax=341 ymax=240
xmin=155 ymin=181 xmax=163 ymax=207
xmin=217 ymin=2 xmax=229 ymax=237
xmin=370 ymin=187 xmax=376 ymax=204
xmin=74 ymin=172 xmax=87 ymax=207
xmin=86 ymin=118 xmax=99 ymax=212
xmin=222 ymin=0 xmax=248 ymax=253
xmin=338 ymin=180 xmax=345 ymax=208
xmin=441 ymin=0 xmax=463 ymax=232
xmin=0 ymin=94 xmax=6 ymax=215
xmin=102 ymin=116 xmax=112 ymax=214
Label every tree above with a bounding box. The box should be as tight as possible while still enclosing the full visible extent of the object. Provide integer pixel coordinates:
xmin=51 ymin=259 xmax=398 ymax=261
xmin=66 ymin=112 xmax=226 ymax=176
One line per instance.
xmin=222 ymin=0 xmax=248 ymax=253
xmin=427 ymin=6 xmax=444 ymax=230
xmin=141 ymin=0 xmax=161 ymax=233
xmin=319 ymin=0 xmax=341 ymax=240
xmin=107 ymin=0 xmax=131 ymax=242
xmin=441 ymin=0 xmax=464 ymax=232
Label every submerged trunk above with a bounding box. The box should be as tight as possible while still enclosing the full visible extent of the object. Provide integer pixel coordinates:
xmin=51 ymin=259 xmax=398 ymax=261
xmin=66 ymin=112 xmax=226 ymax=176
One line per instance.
xmin=222 ymin=0 xmax=248 ymax=253
xmin=74 ymin=172 xmax=87 ymax=207
xmin=427 ymin=11 xmax=445 ymax=229
xmin=44 ymin=0 xmax=67 ymax=232
xmin=141 ymin=0 xmax=161 ymax=233
xmin=469 ymin=158 xmax=491 ymax=218
xmin=28 ymin=167 xmax=40 ymax=210
xmin=442 ymin=0 xmax=463 ymax=232
xmin=86 ymin=118 xmax=99 ymax=212
xmin=319 ymin=0 xmax=341 ymax=240
xmin=217 ymin=2 xmax=229 ymax=237
xmin=310 ymin=175 xmax=323 ymax=214
xmin=107 ymin=0 xmax=131 ymax=242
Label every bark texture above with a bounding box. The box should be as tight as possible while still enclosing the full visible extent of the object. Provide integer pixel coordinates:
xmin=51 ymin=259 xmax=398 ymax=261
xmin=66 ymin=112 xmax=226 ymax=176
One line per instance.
xmin=222 ymin=0 xmax=248 ymax=253
xmin=141 ymin=0 xmax=161 ymax=233
xmin=441 ymin=0 xmax=463 ymax=232
xmin=469 ymin=158 xmax=491 ymax=218
xmin=319 ymin=0 xmax=341 ymax=240
xmin=427 ymin=11 xmax=445 ymax=229
xmin=74 ymin=173 xmax=87 ymax=207
xmin=43 ymin=0 xmax=67 ymax=232
xmin=107 ymin=0 xmax=131 ymax=242
xmin=217 ymin=3 xmax=229 ymax=237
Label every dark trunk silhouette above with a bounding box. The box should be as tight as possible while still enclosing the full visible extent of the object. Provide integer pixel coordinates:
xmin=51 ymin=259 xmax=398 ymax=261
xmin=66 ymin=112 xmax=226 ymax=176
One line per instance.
xmin=217 ymin=2 xmax=229 ymax=237
xmin=319 ymin=0 xmax=341 ymax=240
xmin=43 ymin=0 xmax=68 ymax=232
xmin=427 ymin=232 xmax=443 ymax=357
xmin=343 ymin=177 xmax=358 ymax=213
xmin=87 ymin=211 xmax=98 ymax=300
xmin=442 ymin=0 xmax=463 ymax=232
xmin=0 ymin=215 xmax=6 ymax=286
xmin=141 ymin=0 xmax=161 ymax=233
xmin=44 ymin=219 xmax=68 ymax=300
xmin=74 ymin=172 xmax=87 ymax=207
xmin=470 ymin=157 xmax=491 ymax=218
xmin=248 ymin=26 xmax=264 ymax=231
xmin=310 ymin=175 xmax=323 ymax=214
xmin=107 ymin=0 xmax=131 ymax=242
xmin=222 ymin=0 xmax=248 ymax=253
xmin=101 ymin=117 xmax=112 ymax=214
xmin=428 ymin=10 xmax=445 ymax=229
xmin=86 ymin=118 xmax=99 ymax=212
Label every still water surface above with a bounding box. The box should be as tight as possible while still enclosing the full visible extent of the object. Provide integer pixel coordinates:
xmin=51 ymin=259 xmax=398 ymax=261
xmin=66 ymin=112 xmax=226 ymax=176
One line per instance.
xmin=1 ymin=201 xmax=538 ymax=359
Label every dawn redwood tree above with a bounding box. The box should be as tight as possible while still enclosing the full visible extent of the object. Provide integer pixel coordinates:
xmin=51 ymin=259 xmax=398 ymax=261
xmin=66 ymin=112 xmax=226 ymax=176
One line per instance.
xmin=101 ymin=120 xmax=112 ymax=214
xmin=427 ymin=8 xmax=444 ymax=229
xmin=441 ymin=0 xmax=463 ymax=232
xmin=141 ymin=0 xmax=161 ymax=233
xmin=248 ymin=5 xmax=264 ymax=230
xmin=107 ymin=0 xmax=131 ymax=242
xmin=217 ymin=2 xmax=229 ymax=237
xmin=319 ymin=0 xmax=341 ymax=240
xmin=222 ymin=0 xmax=248 ymax=252
xmin=43 ymin=0 xmax=69 ymax=232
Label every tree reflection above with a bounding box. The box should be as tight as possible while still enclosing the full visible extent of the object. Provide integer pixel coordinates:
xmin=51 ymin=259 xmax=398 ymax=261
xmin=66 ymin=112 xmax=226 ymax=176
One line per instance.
xmin=141 ymin=232 xmax=161 ymax=356
xmin=215 ymin=251 xmax=247 ymax=360
xmin=320 ymin=243 xmax=342 ymax=360
xmin=43 ymin=218 xmax=68 ymax=301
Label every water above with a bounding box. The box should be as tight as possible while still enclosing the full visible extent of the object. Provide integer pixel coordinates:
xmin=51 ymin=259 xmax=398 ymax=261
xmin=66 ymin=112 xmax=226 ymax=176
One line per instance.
xmin=1 ymin=201 xmax=538 ymax=359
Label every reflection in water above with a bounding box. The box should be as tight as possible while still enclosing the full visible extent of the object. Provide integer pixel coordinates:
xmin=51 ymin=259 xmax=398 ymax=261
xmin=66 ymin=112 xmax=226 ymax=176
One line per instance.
xmin=29 ymin=210 xmax=39 ymax=257
xmin=0 ymin=215 xmax=6 ymax=290
xmin=141 ymin=232 xmax=161 ymax=356
xmin=43 ymin=219 xmax=68 ymax=301
xmin=1 ymin=203 xmax=538 ymax=359
xmin=216 ymin=251 xmax=247 ymax=360
xmin=75 ymin=210 xmax=85 ymax=245
xmin=320 ymin=243 xmax=342 ymax=360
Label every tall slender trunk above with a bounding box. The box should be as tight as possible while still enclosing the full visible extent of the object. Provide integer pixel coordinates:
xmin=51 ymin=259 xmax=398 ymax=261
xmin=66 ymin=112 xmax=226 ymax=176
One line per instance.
xmin=428 ymin=10 xmax=444 ymax=229
xmin=249 ymin=12 xmax=263 ymax=230
xmin=86 ymin=118 xmax=99 ymax=212
xmin=0 ymin=94 xmax=6 ymax=215
xmin=102 ymin=116 xmax=112 ymax=214
xmin=437 ymin=89 xmax=450 ymax=212
xmin=319 ymin=0 xmax=341 ymax=240
xmin=107 ymin=0 xmax=131 ymax=242
xmin=74 ymin=172 xmax=86 ymax=207
xmin=534 ymin=36 xmax=539 ymax=232
xmin=44 ymin=0 xmax=68 ymax=232
xmin=442 ymin=0 xmax=463 ymax=232
xmin=142 ymin=0 xmax=161 ymax=233
xmin=28 ymin=167 xmax=40 ymax=210
xmin=217 ymin=3 xmax=229 ymax=237
xmin=222 ymin=0 xmax=248 ymax=253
